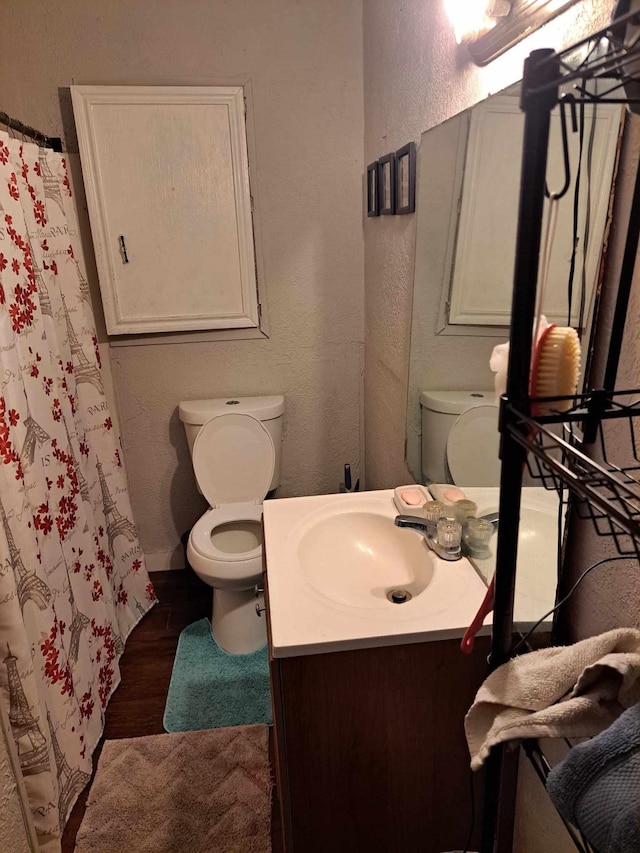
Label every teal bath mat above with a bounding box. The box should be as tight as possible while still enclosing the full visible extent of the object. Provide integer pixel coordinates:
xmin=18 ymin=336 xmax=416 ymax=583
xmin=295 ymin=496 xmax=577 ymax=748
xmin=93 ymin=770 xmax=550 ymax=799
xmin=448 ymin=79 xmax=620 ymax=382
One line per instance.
xmin=163 ymin=618 xmax=272 ymax=732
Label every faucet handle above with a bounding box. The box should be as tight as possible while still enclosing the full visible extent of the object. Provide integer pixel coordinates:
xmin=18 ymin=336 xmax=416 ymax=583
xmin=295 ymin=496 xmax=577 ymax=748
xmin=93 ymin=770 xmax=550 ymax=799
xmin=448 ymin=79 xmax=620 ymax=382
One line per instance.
xmin=463 ymin=518 xmax=495 ymax=558
xmin=423 ymin=500 xmax=445 ymax=532
xmin=436 ymin=517 xmax=463 ymax=553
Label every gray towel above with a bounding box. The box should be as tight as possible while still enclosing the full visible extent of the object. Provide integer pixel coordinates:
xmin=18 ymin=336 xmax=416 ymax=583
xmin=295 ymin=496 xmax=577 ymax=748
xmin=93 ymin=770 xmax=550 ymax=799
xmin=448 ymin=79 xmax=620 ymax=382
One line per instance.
xmin=547 ymin=702 xmax=640 ymax=853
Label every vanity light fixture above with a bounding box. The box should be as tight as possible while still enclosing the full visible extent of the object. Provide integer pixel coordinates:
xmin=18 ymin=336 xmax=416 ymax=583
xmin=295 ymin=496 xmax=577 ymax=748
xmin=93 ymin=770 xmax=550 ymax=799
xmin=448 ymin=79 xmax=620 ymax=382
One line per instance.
xmin=445 ymin=0 xmax=511 ymax=45
xmin=445 ymin=0 xmax=581 ymax=65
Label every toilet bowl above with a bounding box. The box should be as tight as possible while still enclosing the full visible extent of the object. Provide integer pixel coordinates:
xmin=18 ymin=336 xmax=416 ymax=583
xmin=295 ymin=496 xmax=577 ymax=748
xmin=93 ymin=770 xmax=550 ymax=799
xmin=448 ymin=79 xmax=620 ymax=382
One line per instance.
xmin=179 ymin=396 xmax=285 ymax=655
xmin=419 ymin=390 xmax=500 ymax=486
xmin=187 ymin=504 xmax=265 ymax=655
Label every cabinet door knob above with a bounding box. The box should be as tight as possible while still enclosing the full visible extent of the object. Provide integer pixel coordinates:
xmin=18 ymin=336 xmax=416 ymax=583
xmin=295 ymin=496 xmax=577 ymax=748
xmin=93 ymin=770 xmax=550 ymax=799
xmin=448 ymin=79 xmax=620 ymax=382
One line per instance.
xmin=255 ymin=603 xmax=266 ymax=617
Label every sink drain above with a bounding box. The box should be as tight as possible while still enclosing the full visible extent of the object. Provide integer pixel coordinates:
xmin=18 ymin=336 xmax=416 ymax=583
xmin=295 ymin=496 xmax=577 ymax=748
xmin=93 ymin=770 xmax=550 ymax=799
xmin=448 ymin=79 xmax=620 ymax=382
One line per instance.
xmin=387 ymin=588 xmax=412 ymax=604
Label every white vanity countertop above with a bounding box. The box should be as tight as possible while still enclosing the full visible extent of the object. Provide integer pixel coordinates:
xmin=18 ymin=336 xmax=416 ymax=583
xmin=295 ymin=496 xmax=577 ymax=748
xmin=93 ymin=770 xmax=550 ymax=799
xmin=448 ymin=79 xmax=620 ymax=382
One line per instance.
xmin=443 ymin=486 xmax=561 ymax=631
xmin=263 ymin=489 xmax=491 ymax=658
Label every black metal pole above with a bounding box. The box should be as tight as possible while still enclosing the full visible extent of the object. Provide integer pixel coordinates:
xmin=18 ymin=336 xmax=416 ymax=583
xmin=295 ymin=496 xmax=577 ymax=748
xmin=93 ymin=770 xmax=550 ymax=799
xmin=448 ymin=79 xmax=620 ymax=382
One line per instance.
xmin=0 ymin=110 xmax=63 ymax=152
xmin=522 ymin=741 xmax=592 ymax=853
xmin=603 ymin=157 xmax=640 ymax=392
xmin=480 ymin=48 xmax=560 ymax=853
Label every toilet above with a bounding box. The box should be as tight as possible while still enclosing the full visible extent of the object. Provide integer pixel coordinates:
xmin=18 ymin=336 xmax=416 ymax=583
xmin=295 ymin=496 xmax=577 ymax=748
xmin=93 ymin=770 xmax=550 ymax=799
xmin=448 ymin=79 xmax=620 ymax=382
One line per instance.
xmin=178 ymin=395 xmax=285 ymax=654
xmin=419 ymin=390 xmax=500 ymax=486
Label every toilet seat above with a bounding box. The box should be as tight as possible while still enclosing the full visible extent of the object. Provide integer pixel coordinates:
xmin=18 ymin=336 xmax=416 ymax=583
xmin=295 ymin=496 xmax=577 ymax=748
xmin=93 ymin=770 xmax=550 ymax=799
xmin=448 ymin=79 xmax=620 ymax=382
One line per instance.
xmin=188 ymin=504 xmax=264 ymax=588
xmin=192 ymin=412 xmax=275 ymax=508
xmin=446 ymin=405 xmax=500 ymax=487
xmin=189 ymin=503 xmax=263 ymax=565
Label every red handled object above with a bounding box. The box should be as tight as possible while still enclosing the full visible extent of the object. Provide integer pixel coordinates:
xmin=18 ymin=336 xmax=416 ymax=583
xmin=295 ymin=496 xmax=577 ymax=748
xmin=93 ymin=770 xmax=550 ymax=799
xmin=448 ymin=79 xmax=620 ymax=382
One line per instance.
xmin=461 ymin=576 xmax=494 ymax=654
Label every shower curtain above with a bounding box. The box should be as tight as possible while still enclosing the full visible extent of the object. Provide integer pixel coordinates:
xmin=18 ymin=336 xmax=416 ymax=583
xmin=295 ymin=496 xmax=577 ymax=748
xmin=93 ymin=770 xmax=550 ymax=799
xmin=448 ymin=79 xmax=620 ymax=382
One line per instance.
xmin=0 ymin=131 xmax=156 ymax=852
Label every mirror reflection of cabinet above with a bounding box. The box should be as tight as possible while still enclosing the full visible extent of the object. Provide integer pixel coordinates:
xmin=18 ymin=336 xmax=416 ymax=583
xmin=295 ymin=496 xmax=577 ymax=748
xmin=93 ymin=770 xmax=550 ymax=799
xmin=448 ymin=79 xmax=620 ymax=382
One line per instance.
xmin=448 ymin=95 xmax=621 ymax=328
xmin=406 ymin=84 xmax=624 ymax=485
xmin=72 ymin=85 xmax=261 ymax=336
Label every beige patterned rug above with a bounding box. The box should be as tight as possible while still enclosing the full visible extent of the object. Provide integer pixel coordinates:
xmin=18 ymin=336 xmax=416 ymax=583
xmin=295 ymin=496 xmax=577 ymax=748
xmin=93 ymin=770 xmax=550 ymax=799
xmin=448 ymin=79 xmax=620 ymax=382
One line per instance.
xmin=75 ymin=724 xmax=272 ymax=853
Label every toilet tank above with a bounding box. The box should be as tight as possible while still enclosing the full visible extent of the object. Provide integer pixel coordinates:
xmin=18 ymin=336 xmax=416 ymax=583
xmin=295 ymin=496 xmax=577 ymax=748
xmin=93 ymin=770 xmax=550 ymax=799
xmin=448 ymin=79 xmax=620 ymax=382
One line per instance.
xmin=178 ymin=395 xmax=285 ymax=492
xmin=419 ymin=390 xmax=494 ymax=484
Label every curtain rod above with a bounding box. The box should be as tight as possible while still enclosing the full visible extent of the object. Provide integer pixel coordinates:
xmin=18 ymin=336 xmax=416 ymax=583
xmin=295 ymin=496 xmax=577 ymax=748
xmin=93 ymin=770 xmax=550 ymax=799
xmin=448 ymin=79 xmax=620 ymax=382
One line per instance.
xmin=0 ymin=111 xmax=63 ymax=153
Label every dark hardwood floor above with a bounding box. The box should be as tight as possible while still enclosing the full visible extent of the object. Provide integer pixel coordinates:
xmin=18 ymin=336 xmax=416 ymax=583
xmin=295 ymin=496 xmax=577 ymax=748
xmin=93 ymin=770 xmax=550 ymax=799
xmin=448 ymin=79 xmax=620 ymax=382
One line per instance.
xmin=62 ymin=568 xmax=282 ymax=852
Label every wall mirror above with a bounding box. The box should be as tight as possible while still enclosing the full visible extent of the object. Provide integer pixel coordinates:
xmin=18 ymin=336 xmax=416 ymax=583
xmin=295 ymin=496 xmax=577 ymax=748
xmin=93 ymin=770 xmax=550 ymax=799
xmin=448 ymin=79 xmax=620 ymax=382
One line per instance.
xmin=406 ymin=82 xmax=624 ymax=487
xmin=405 ymin=81 xmax=625 ymax=636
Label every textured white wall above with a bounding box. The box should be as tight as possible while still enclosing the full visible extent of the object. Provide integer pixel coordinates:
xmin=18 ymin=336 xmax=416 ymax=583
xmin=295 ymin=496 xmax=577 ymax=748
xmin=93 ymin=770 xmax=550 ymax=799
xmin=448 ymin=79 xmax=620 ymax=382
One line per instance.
xmin=0 ymin=0 xmax=365 ymax=568
xmin=0 ymin=752 xmax=32 ymax=853
xmin=0 ymin=748 xmax=33 ymax=853
xmin=363 ymin=0 xmax=616 ymax=490
xmin=0 ymin=706 xmax=36 ymax=853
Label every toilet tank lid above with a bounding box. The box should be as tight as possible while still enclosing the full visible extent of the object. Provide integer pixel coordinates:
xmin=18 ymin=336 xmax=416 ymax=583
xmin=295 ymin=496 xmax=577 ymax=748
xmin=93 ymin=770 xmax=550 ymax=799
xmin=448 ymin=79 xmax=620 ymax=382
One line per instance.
xmin=179 ymin=395 xmax=285 ymax=425
xmin=419 ymin=390 xmax=495 ymax=416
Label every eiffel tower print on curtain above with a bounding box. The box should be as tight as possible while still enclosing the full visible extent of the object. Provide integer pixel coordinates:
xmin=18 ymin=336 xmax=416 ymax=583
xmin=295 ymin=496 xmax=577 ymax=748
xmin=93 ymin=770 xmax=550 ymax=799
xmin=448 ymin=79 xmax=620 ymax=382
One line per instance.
xmin=20 ymin=400 xmax=50 ymax=466
xmin=62 ymin=418 xmax=90 ymax=505
xmin=33 ymin=258 xmax=53 ymax=317
xmin=47 ymin=710 xmax=90 ymax=821
xmin=74 ymin=260 xmax=91 ymax=303
xmin=4 ymin=646 xmax=50 ymax=776
xmin=114 ymin=633 xmax=125 ymax=656
xmin=96 ymin=459 xmax=137 ymax=556
xmin=0 ymin=499 xmax=51 ymax=611
xmin=64 ymin=570 xmax=90 ymax=664
xmin=60 ymin=295 xmax=103 ymax=393
xmin=39 ymin=155 xmax=65 ymax=214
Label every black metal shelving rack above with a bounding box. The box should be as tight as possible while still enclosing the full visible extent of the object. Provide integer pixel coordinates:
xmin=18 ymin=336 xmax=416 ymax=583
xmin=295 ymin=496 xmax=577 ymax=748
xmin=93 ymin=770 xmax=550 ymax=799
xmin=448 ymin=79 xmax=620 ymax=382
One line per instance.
xmin=480 ymin=10 xmax=640 ymax=852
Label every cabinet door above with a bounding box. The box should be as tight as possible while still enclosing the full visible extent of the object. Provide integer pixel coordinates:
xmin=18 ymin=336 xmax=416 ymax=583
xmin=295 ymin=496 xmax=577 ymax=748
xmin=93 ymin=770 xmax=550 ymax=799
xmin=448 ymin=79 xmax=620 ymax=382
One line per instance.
xmin=72 ymin=85 xmax=259 ymax=335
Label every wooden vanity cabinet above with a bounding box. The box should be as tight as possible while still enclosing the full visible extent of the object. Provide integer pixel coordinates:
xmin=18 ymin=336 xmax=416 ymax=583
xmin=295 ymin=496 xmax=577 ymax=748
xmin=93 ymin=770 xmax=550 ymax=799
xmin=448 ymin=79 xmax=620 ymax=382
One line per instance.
xmin=263 ymin=564 xmax=490 ymax=853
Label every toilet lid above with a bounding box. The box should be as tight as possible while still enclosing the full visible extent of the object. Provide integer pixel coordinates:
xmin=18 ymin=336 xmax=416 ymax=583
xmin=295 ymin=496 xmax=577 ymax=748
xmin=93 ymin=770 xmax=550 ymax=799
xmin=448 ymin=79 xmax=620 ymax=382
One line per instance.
xmin=192 ymin=413 xmax=275 ymax=507
xmin=446 ymin=405 xmax=501 ymax=487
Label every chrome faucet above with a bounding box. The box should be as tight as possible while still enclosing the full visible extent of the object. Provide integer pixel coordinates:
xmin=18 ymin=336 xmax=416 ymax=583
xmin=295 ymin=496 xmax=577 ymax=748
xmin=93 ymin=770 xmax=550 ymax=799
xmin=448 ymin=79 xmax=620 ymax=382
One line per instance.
xmin=479 ymin=511 xmax=499 ymax=530
xmin=395 ymin=511 xmax=498 ymax=562
xmin=394 ymin=515 xmax=462 ymax=561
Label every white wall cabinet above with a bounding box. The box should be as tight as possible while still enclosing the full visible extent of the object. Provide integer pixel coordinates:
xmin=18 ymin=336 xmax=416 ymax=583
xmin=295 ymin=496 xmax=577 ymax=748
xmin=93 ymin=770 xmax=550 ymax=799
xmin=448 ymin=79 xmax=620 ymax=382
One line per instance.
xmin=71 ymin=85 xmax=261 ymax=336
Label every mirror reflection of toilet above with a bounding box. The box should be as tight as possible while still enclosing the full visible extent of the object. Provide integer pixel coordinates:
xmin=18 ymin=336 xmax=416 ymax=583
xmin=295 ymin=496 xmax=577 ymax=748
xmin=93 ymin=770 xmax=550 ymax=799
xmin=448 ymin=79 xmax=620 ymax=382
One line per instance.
xmin=179 ymin=395 xmax=285 ymax=654
xmin=419 ymin=390 xmax=500 ymax=487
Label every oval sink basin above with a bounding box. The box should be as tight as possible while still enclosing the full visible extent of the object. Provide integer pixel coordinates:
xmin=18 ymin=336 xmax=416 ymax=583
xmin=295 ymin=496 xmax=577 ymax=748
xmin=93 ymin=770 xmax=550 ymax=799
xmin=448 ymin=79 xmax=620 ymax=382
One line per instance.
xmin=297 ymin=510 xmax=434 ymax=609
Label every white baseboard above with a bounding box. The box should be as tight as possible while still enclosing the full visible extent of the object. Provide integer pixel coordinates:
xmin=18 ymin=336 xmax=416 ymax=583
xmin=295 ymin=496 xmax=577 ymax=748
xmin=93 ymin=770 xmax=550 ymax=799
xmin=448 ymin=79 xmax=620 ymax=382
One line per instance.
xmin=144 ymin=549 xmax=184 ymax=573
